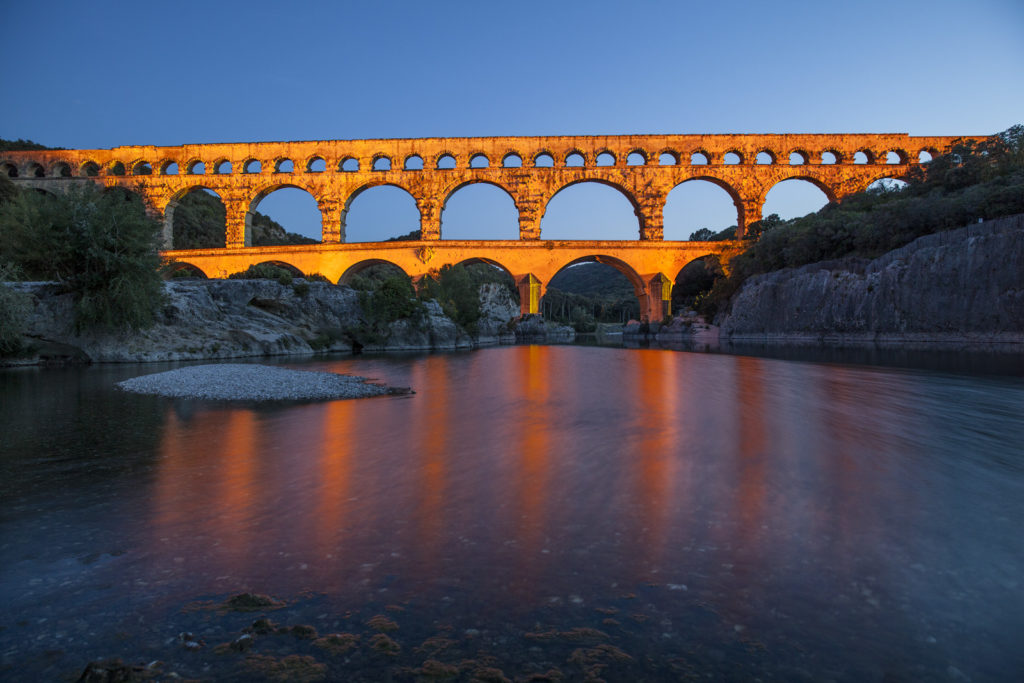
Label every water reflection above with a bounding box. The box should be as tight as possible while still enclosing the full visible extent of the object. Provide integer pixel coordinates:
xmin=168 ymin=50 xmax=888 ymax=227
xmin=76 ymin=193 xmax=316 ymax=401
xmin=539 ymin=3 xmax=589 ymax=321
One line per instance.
xmin=1 ymin=347 xmax=1022 ymax=680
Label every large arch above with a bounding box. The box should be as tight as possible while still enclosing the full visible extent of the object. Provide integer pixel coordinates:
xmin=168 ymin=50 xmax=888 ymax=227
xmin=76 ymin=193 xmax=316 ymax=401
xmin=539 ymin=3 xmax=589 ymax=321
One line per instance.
xmin=163 ymin=261 xmax=209 ymax=279
xmin=663 ymin=177 xmax=741 ymax=240
xmin=544 ymin=254 xmax=646 ymax=318
xmin=540 ymin=180 xmax=641 ymax=240
xmin=248 ymin=184 xmax=323 ymax=245
xmin=762 ymin=177 xmax=834 ymax=220
xmin=440 ymin=180 xmax=519 ymax=240
xmin=343 ymin=183 xmax=421 ymax=242
xmin=338 ymin=259 xmax=411 ymax=286
xmin=166 ymin=186 xmax=227 ymax=250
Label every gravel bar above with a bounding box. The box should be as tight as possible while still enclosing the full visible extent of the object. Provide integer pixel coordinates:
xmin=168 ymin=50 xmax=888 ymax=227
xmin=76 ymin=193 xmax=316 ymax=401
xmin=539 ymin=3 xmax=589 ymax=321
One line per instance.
xmin=116 ymin=364 xmax=405 ymax=401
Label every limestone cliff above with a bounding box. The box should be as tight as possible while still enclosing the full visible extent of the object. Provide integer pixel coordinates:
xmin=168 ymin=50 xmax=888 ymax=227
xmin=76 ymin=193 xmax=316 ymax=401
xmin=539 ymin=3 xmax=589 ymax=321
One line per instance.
xmin=719 ymin=214 xmax=1024 ymax=345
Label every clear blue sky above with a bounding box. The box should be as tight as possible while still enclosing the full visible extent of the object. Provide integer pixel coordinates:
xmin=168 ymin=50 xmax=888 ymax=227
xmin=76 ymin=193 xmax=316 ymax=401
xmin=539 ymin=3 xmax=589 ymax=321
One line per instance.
xmin=2 ymin=0 xmax=1021 ymax=241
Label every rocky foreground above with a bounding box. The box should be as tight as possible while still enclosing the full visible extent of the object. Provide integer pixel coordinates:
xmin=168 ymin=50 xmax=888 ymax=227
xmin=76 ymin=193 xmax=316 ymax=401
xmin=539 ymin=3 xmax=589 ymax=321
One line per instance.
xmin=5 ymin=279 xmax=575 ymax=365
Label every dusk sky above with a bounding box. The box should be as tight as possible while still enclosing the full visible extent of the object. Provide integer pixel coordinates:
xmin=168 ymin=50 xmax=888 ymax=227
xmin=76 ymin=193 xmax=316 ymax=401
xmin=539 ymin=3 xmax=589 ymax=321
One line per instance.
xmin=2 ymin=0 xmax=1022 ymax=241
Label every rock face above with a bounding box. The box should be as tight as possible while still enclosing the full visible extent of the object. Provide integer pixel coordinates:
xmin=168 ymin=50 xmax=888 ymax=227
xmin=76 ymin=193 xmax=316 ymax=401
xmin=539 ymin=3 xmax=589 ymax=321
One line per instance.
xmin=719 ymin=214 xmax=1024 ymax=345
xmin=476 ymin=283 xmax=519 ymax=345
xmin=512 ymin=314 xmax=576 ymax=343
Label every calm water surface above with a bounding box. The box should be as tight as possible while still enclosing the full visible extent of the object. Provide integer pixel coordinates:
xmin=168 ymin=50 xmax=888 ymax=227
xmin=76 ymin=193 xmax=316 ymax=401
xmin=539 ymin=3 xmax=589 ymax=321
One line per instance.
xmin=1 ymin=346 xmax=1023 ymax=681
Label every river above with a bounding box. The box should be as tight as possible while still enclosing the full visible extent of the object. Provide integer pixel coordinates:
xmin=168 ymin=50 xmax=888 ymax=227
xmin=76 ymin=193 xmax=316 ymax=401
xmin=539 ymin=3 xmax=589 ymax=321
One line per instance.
xmin=1 ymin=345 xmax=1022 ymax=681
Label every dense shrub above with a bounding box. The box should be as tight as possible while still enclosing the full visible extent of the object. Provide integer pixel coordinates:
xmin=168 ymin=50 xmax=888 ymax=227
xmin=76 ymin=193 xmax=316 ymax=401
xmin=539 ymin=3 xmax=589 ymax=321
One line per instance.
xmin=0 ymin=263 xmax=31 ymax=354
xmin=417 ymin=263 xmax=516 ymax=334
xmin=0 ymin=183 xmax=165 ymax=331
xmin=227 ymin=263 xmax=295 ymax=285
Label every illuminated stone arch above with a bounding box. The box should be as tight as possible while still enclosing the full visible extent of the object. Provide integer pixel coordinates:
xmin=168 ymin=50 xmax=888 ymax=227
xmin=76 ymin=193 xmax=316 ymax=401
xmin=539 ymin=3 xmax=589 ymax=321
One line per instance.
xmin=501 ymin=151 xmax=523 ymax=167
xmin=158 ymin=159 xmax=179 ymax=175
xmin=532 ymin=149 xmax=555 ymax=167
xmin=769 ymin=174 xmax=839 ymax=203
xmin=80 ymin=160 xmax=101 ymax=177
xmin=338 ymin=258 xmax=410 ymax=286
xmin=184 ymin=159 xmax=205 ymax=175
xmin=563 ymin=149 xmax=588 ymax=167
xmin=433 ymin=151 xmax=457 ymax=169
xmin=439 ymin=179 xmax=520 ymax=240
xmin=130 ymin=159 xmax=153 ymax=176
xmin=49 ymin=160 xmax=72 ymax=178
xmin=626 ymin=148 xmax=649 ymax=166
xmin=371 ymin=154 xmax=393 ymax=171
xmin=468 ymin=151 xmax=491 ymax=168
xmin=342 ymin=181 xmax=421 ymax=242
xmin=787 ymin=149 xmax=811 ymax=165
xmin=544 ymin=254 xmax=649 ymax=318
xmin=755 ymin=149 xmax=777 ymax=164
xmin=164 ymin=185 xmax=228 ymax=249
xmin=305 ymin=155 xmax=326 ymax=172
xmin=664 ymin=176 xmax=743 ymax=240
xmin=253 ymin=260 xmax=304 ymax=277
xmin=658 ymin=149 xmax=681 ymax=165
xmin=594 ymin=149 xmax=617 ymax=166
xmin=0 ymin=160 xmax=17 ymax=177
xmin=541 ymin=178 xmax=643 ymax=239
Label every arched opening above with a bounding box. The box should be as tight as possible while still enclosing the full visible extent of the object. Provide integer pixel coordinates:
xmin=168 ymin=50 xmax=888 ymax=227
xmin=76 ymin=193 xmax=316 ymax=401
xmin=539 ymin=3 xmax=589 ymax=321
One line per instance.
xmin=338 ymin=260 xmax=410 ymax=288
xmin=81 ymin=161 xmax=100 ymax=177
xmin=275 ymin=158 xmax=294 ymax=173
xmin=169 ymin=187 xmax=227 ymax=249
xmin=755 ymin=151 xmax=775 ymax=165
xmin=254 ymin=260 xmax=303 ymax=277
xmin=723 ymin=151 xmax=742 ymax=165
xmin=565 ymin=152 xmax=585 ymax=167
xmin=372 ymin=156 xmax=392 ymax=171
xmin=789 ymin=151 xmax=809 ymax=165
xmin=250 ymin=186 xmax=323 ymax=245
xmin=885 ymin=150 xmax=905 ymax=164
xmin=344 ymin=184 xmax=420 ymax=242
xmin=307 ymin=157 xmax=326 ymax=173
xmin=132 ymin=161 xmax=153 ymax=176
xmin=53 ymin=162 xmax=72 ymax=178
xmin=340 ymin=157 xmax=359 ymax=172
xmin=820 ymin=151 xmax=839 ymax=165
xmin=626 ymin=151 xmax=647 ymax=166
xmin=469 ymin=154 xmax=490 ymax=169
xmin=164 ymin=262 xmax=208 ymax=279
xmin=659 ymin=151 xmax=679 ymax=166
xmin=159 ymin=160 xmax=179 ymax=175
xmin=540 ymin=181 xmax=640 ymax=240
xmin=29 ymin=163 xmax=44 ymax=178
xmin=918 ymin=149 xmax=934 ymax=163
xmin=672 ymin=255 xmax=724 ymax=314
xmin=502 ymin=153 xmax=522 ymax=168
xmin=663 ymin=178 xmax=740 ymax=241
xmin=1 ymin=162 xmax=18 ymax=178
xmin=595 ymin=151 xmax=615 ymax=166
xmin=544 ymin=257 xmax=643 ymax=327
xmin=404 ymin=155 xmax=424 ymax=171
xmin=867 ymin=177 xmax=909 ymax=194
xmin=690 ymin=151 xmax=710 ymax=165
xmin=853 ymin=151 xmax=871 ymax=165
xmin=533 ymin=152 xmax=554 ymax=168
xmin=762 ymin=178 xmax=832 ymax=222
xmin=437 ymin=154 xmax=456 ymax=170
xmin=214 ymin=160 xmax=232 ymax=174
xmin=186 ymin=160 xmax=204 ymax=175
xmin=441 ymin=182 xmax=519 ymax=240
xmin=109 ymin=161 xmax=126 ymax=176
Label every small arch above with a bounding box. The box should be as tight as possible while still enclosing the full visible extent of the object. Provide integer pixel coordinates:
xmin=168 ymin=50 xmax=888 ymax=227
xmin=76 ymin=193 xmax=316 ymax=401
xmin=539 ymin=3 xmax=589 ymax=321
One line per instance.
xmin=755 ymin=151 xmax=775 ymax=165
xmin=52 ymin=162 xmax=72 ymax=178
xmin=469 ymin=153 xmax=490 ymax=168
xmin=403 ymin=154 xmax=424 ymax=171
xmin=820 ymin=151 xmax=839 ymax=165
xmin=185 ymin=160 xmax=205 ymax=175
xmin=502 ymin=152 xmax=522 ymax=168
xmin=918 ymin=149 xmax=935 ymax=163
xmin=565 ymin=151 xmax=585 ymax=167
xmin=81 ymin=161 xmax=101 ymax=177
xmin=723 ymin=151 xmax=742 ymax=165
xmin=533 ymin=151 xmax=554 ymax=168
xmin=626 ymin=150 xmax=647 ymax=166
xmin=26 ymin=162 xmax=45 ymax=178
xmin=1 ymin=161 xmax=18 ymax=178
xmin=340 ymin=157 xmax=359 ymax=172
xmin=214 ymin=159 xmax=232 ymax=174
xmin=659 ymin=150 xmax=680 ymax=165
xmin=132 ymin=160 xmax=153 ymax=176
xmin=789 ymin=150 xmax=809 ymax=165
xmin=159 ymin=160 xmax=179 ymax=175
xmin=338 ymin=259 xmax=410 ymax=286
xmin=372 ymin=155 xmax=392 ymax=171
xmin=306 ymin=156 xmax=326 ymax=173
xmin=275 ymin=158 xmax=294 ymax=173
xmin=436 ymin=153 xmax=456 ymax=170
xmin=595 ymin=151 xmax=616 ymax=166
xmin=885 ymin=150 xmax=907 ymax=164
xmin=690 ymin=151 xmax=710 ymax=165
xmin=853 ymin=150 xmax=873 ymax=165
xmin=163 ymin=262 xmax=208 ymax=279
xmin=109 ymin=161 xmax=127 ymax=176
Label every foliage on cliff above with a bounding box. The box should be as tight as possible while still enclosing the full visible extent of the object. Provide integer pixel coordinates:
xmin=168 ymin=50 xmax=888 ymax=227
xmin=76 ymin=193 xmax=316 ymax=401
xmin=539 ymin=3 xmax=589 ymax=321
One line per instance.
xmin=171 ymin=190 xmax=317 ymax=249
xmin=0 ymin=183 xmax=165 ymax=331
xmin=699 ymin=125 xmax=1024 ymax=318
xmin=417 ymin=263 xmax=515 ymax=334
xmin=543 ymin=262 xmax=640 ymax=329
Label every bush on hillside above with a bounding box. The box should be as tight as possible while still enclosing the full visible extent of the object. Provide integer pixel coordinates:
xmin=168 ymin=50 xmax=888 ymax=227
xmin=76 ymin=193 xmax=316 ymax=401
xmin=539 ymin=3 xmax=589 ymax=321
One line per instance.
xmin=0 ymin=183 xmax=165 ymax=332
xmin=0 ymin=262 xmax=31 ymax=355
xmin=227 ymin=263 xmax=296 ymax=285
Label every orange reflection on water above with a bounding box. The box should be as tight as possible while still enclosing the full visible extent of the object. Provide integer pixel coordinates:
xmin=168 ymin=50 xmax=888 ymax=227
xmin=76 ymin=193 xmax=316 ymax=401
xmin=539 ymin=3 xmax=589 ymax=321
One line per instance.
xmin=312 ymin=398 xmax=355 ymax=566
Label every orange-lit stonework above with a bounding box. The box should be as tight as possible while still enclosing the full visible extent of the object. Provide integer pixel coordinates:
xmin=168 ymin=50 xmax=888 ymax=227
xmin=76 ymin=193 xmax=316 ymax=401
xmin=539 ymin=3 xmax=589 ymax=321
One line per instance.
xmin=1 ymin=132 xmax=968 ymax=320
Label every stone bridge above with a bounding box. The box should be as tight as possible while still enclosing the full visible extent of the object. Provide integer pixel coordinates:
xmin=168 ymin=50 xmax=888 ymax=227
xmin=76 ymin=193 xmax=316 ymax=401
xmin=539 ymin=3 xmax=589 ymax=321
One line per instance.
xmin=1 ymin=132 xmax=966 ymax=320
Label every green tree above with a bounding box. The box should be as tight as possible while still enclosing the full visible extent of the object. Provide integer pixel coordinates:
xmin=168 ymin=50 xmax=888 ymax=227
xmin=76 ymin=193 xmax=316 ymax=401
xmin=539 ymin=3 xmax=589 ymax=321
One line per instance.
xmin=0 ymin=183 xmax=165 ymax=331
